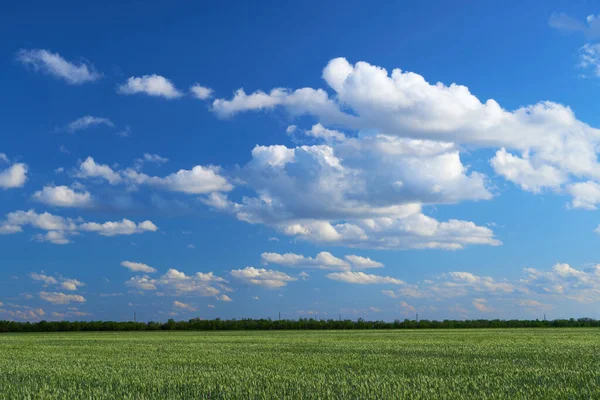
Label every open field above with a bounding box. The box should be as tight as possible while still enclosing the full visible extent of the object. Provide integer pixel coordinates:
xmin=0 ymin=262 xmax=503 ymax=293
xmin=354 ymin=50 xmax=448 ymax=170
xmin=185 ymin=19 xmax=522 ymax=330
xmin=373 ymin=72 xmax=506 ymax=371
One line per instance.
xmin=1 ymin=329 xmax=599 ymax=399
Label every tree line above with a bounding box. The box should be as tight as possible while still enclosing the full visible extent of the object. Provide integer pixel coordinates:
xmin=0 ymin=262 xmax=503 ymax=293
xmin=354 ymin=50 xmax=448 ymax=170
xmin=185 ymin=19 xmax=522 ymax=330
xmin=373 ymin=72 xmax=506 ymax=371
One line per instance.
xmin=1 ymin=317 xmax=599 ymax=332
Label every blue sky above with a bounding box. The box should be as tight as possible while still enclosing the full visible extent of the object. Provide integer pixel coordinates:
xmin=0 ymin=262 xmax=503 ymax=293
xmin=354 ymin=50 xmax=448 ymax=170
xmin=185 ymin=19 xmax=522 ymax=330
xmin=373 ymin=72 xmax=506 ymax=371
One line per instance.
xmin=3 ymin=1 xmax=600 ymax=322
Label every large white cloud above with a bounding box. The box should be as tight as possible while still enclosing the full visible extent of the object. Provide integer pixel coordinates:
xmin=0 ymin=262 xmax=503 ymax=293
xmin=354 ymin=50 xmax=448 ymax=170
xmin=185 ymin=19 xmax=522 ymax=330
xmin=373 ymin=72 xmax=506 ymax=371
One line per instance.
xmin=201 ymin=135 xmax=497 ymax=250
xmin=16 ymin=49 xmax=102 ymax=84
xmin=212 ymin=57 xmax=600 ymax=209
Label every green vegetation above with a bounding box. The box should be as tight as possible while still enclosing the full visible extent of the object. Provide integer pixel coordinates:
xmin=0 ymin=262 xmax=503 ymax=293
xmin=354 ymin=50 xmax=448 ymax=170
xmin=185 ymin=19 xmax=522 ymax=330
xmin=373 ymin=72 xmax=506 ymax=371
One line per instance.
xmin=1 ymin=329 xmax=600 ymax=399
xmin=2 ymin=317 xmax=600 ymax=332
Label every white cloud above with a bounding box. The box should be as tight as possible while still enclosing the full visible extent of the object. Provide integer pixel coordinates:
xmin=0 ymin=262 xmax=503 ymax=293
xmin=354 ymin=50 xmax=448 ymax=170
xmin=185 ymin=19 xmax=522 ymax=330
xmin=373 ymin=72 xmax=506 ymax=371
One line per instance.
xmin=344 ymin=255 xmax=383 ymax=269
xmin=126 ymin=268 xmax=228 ymax=298
xmin=0 ymin=163 xmax=27 ymax=189
xmin=326 ymin=271 xmax=404 ymax=285
xmin=76 ymin=156 xmax=232 ymax=194
xmin=261 ymin=251 xmax=349 ymax=270
xmin=32 ymin=185 xmax=92 ymax=208
xmin=304 ymin=123 xmax=345 ymax=142
xmin=0 ymin=209 xmax=158 ymax=243
xmin=30 ymin=272 xmax=58 ymax=285
xmin=173 ymin=301 xmax=196 ymax=311
xmin=567 ymin=181 xmax=600 ymax=209
xmin=67 ymin=116 xmax=114 ymax=133
xmin=252 ymin=296 xmax=260 ymax=300
xmin=0 ymin=306 xmax=45 ymax=321
xmin=125 ymin=275 xmax=157 ymax=291
xmin=118 ymin=75 xmax=183 ymax=99
xmin=33 ymin=230 xmax=74 ymax=245
xmin=204 ymin=138 xmax=497 ymax=250
xmin=260 ymin=251 xmax=384 ymax=271
xmin=121 ymin=261 xmax=157 ymax=273
xmin=580 ymin=44 xmax=600 ymax=77
xmin=76 ymin=157 xmax=122 ymax=184
xmin=79 ymin=219 xmax=157 ymax=236
xmin=381 ymin=290 xmax=398 ymax=298
xmin=16 ymin=49 xmax=102 ymax=84
xmin=212 ymin=57 xmax=600 ymax=211
xmin=124 ymin=165 xmax=232 ymax=194
xmin=39 ymin=291 xmax=85 ymax=304
xmin=30 ymin=272 xmax=84 ymax=291
xmin=0 ymin=153 xmax=9 ymax=163
xmin=190 ymin=84 xmax=214 ymax=100
xmin=216 ymin=294 xmax=233 ymax=302
xmin=60 ymin=279 xmax=85 ymax=291
xmin=231 ymin=267 xmax=297 ymax=288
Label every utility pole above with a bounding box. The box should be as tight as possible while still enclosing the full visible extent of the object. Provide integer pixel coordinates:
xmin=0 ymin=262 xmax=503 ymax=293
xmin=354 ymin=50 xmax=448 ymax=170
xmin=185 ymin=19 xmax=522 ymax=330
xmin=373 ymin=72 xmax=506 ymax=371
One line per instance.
xmin=278 ymin=312 xmax=280 ymax=321
xmin=339 ymin=313 xmax=341 ymax=321
xmin=544 ymin=314 xmax=546 ymax=321
xmin=416 ymin=313 xmax=419 ymax=323
xmin=134 ymin=311 xmax=136 ymax=323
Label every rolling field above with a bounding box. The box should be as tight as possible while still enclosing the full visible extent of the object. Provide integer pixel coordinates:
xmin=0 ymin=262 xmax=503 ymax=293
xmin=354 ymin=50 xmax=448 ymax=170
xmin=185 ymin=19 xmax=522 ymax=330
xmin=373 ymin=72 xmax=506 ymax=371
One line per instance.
xmin=1 ymin=329 xmax=599 ymax=399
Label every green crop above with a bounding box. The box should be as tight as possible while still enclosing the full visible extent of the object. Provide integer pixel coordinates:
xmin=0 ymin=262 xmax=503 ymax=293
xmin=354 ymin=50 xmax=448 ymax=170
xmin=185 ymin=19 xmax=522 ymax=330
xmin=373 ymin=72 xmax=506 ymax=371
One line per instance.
xmin=1 ymin=329 xmax=599 ymax=399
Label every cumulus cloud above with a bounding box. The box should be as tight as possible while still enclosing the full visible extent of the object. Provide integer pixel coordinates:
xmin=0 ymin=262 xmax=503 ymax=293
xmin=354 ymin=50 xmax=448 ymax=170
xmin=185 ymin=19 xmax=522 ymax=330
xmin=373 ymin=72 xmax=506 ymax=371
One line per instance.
xmin=0 ymin=209 xmax=158 ymax=243
xmin=0 ymin=163 xmax=27 ymax=189
xmin=32 ymin=185 xmax=92 ymax=208
xmin=126 ymin=268 xmax=228 ymax=298
xmin=216 ymin=294 xmax=233 ymax=302
xmin=261 ymin=251 xmax=384 ymax=271
xmin=30 ymin=272 xmax=85 ymax=291
xmin=231 ymin=267 xmax=297 ymax=288
xmin=326 ymin=271 xmax=405 ymax=285
xmin=121 ymin=261 xmax=157 ymax=273
xmin=118 ymin=74 xmax=183 ymax=99
xmin=16 ymin=49 xmax=102 ymax=84
xmin=39 ymin=291 xmax=85 ymax=304
xmin=79 ymin=219 xmax=157 ymax=236
xmin=75 ymin=156 xmax=232 ymax=194
xmin=203 ymin=138 xmax=498 ymax=250
xmin=190 ymin=84 xmax=214 ymax=100
xmin=66 ymin=116 xmax=114 ymax=133
xmin=0 ymin=306 xmax=45 ymax=321
xmin=211 ymin=57 xmax=600 ymax=212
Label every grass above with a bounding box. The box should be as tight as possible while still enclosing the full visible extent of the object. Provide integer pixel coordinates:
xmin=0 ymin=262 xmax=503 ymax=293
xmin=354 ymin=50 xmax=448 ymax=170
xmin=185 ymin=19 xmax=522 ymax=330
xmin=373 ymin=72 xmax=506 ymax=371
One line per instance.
xmin=1 ymin=329 xmax=599 ymax=399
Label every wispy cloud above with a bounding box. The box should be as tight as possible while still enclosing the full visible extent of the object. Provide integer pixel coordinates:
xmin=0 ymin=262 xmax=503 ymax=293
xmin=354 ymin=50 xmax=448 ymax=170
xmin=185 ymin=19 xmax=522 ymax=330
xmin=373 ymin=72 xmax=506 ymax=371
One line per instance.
xmin=17 ymin=49 xmax=102 ymax=84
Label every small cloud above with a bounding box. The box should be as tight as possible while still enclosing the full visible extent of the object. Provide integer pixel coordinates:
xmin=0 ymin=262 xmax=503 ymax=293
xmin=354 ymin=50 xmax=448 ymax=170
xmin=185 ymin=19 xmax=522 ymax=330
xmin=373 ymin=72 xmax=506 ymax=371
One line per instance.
xmin=66 ymin=116 xmax=113 ymax=133
xmin=268 ymin=237 xmax=280 ymax=242
xmin=190 ymin=84 xmax=214 ymax=100
xmin=369 ymin=307 xmax=381 ymax=312
xmin=187 ymin=244 xmax=196 ymax=249
xmin=118 ymin=75 xmax=183 ymax=99
xmin=121 ymin=261 xmax=157 ymax=273
xmin=208 ymin=304 xmax=215 ymax=308
xmin=252 ymin=296 xmax=260 ymax=300
xmin=216 ymin=294 xmax=233 ymax=302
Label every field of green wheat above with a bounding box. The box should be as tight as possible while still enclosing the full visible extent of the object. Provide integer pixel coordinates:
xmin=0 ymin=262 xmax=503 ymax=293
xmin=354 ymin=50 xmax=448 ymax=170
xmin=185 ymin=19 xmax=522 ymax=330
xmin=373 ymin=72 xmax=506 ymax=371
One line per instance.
xmin=1 ymin=329 xmax=599 ymax=399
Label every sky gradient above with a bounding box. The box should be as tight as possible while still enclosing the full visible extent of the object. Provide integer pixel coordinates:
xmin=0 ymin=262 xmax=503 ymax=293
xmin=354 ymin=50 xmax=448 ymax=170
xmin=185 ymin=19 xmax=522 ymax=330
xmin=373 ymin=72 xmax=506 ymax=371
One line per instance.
xmin=2 ymin=1 xmax=600 ymax=322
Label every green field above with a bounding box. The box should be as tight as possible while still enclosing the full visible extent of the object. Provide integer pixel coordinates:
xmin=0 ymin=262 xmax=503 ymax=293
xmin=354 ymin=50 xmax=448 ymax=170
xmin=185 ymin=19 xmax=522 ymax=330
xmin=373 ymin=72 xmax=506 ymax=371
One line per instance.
xmin=1 ymin=329 xmax=599 ymax=399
